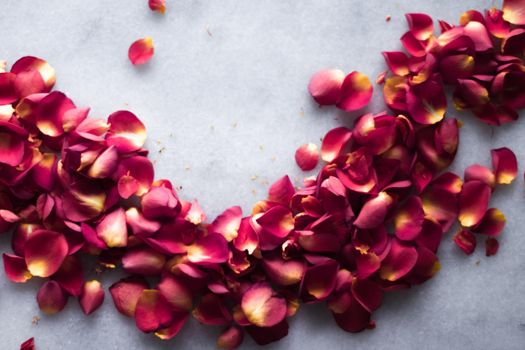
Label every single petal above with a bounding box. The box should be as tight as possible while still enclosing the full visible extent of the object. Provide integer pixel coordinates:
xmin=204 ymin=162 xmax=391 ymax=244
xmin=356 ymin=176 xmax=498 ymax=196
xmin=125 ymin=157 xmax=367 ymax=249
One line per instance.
xmin=355 ymin=251 xmax=380 ymax=279
xmin=421 ymin=186 xmax=459 ymax=231
xmin=394 ymin=195 xmax=425 ymax=241
xmin=158 ymin=275 xmax=193 ymax=311
xmin=308 ymin=69 xmax=345 ymax=105
xmin=407 ymin=78 xmax=447 ymax=125
xmin=262 ymin=255 xmax=305 ymax=286
xmin=154 ymin=311 xmax=189 ymax=340
xmin=333 ymin=294 xmax=371 ymax=333
xmin=128 ymin=37 xmax=155 ymax=65
xmin=11 ymin=56 xmax=55 ymax=96
xmin=87 ymin=146 xmax=118 ymax=178
xmin=439 ymin=54 xmax=475 ymax=84
xmin=107 ymin=110 xmax=147 ymax=153
xmin=301 ymin=259 xmax=339 ymax=300
xmin=485 ymin=8 xmax=511 ymax=38
xmin=336 ymin=71 xmax=373 ymax=112
xmin=351 ymin=278 xmax=383 ymax=312
xmin=97 ymin=208 xmax=128 ymax=248
xmin=382 ymin=51 xmax=410 ymax=76
xmin=109 ymin=277 xmax=149 ymax=317
xmin=502 ymin=28 xmax=525 ymax=57
xmin=51 ymin=255 xmax=84 ymax=296
xmin=20 ymin=337 xmax=35 ymax=350
xmin=256 ymin=206 xmax=294 ymax=238
xmin=406 ymin=13 xmax=434 ymax=41
xmin=118 ymin=175 xmax=140 ymax=199
xmin=458 ymin=181 xmax=491 ymax=228
xmin=320 ymin=127 xmax=352 ymax=162
xmin=245 ymin=319 xmax=289 ymax=345
xmin=192 ymin=293 xmax=232 ymax=325
xmin=404 ymin=246 xmax=441 ymax=284
xmin=217 ymin=326 xmax=244 ymax=350
xmin=80 ymin=223 xmax=108 ymax=250
xmin=472 ymin=208 xmax=506 ymax=237
xmin=32 ymin=152 xmax=57 ymax=191
xmin=379 ymin=238 xmax=418 ymax=281
xmin=209 ymin=206 xmax=242 ymax=241
xmin=141 ymin=186 xmax=180 ymax=219
xmin=464 ymin=164 xmax=495 ymax=188
xmin=187 ymin=233 xmax=229 ymax=265
xmin=184 ymin=199 xmax=206 ymax=225
xmin=354 ymin=192 xmax=393 ymax=229
xmin=24 ymin=230 xmax=68 ymax=278
xmin=62 ymin=180 xmax=106 ymax=222
xmin=2 ymin=253 xmax=32 ymax=283
xmin=79 ymin=280 xmax=105 ymax=315
xmin=463 ymin=21 xmax=493 ymax=52
xmin=453 ymin=229 xmax=476 ymax=255
xmin=233 ymin=217 xmax=259 ymax=254
xmin=268 ymin=175 xmax=295 ymax=205
xmin=491 ymin=147 xmax=518 ymax=185
xmin=122 ymin=247 xmax=166 ymax=275
xmin=503 ymin=0 xmax=525 ymax=25
xmin=241 ymin=283 xmax=287 ymax=327
xmin=35 ymin=91 xmax=75 ymax=137
xmin=37 ymin=280 xmax=68 ymax=314
xmin=148 ymin=0 xmax=166 ymax=14
xmin=295 ymin=143 xmax=319 ymax=171
xmin=135 ymin=289 xmax=174 ymax=333
xmin=125 ymin=207 xmax=161 ymax=236
xmin=485 ymin=237 xmax=499 ymax=257
xmin=0 ymin=120 xmax=27 ymax=166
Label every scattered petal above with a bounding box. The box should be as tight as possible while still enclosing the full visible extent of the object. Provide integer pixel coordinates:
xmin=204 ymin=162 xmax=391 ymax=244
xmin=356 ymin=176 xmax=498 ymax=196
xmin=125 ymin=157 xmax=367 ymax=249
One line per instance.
xmin=308 ymin=69 xmax=345 ymax=105
xmin=295 ymin=143 xmax=319 ymax=171
xmin=336 ymin=72 xmax=373 ymax=112
xmin=128 ymin=38 xmax=155 ymax=65
xmin=79 ymin=280 xmax=105 ymax=315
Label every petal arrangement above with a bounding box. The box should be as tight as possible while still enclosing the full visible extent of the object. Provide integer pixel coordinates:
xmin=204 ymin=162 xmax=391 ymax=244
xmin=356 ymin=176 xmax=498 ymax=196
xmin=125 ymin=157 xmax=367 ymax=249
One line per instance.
xmin=2 ymin=2 xmax=525 ymax=349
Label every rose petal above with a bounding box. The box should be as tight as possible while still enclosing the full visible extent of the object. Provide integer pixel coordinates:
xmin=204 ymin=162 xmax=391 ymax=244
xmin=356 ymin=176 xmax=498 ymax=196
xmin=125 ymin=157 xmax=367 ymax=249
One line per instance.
xmin=321 ymin=127 xmax=352 ymax=162
xmin=20 ymin=337 xmax=35 ymax=350
xmin=308 ymin=69 xmax=345 ymax=105
xmin=453 ymin=229 xmax=476 ymax=255
xmin=421 ymin=186 xmax=459 ymax=231
xmin=217 ymin=326 xmax=244 ymax=350
xmin=491 ymin=147 xmax=518 ymax=185
xmin=141 ymin=185 xmax=180 ymax=219
xmin=2 ymin=253 xmax=32 ymax=283
xmin=86 ymin=146 xmax=118 ymax=179
xmin=109 ymin=277 xmax=149 ymax=317
xmin=354 ymin=192 xmax=393 ymax=229
xmin=407 ymin=78 xmax=447 ymax=125
xmin=333 ymin=294 xmax=371 ymax=333
xmin=107 ymin=110 xmax=147 ymax=153
xmin=485 ymin=237 xmax=499 ymax=256
xmin=209 ymin=206 xmax=242 ymax=241
xmin=301 ymin=259 xmax=339 ymax=300
xmin=128 ymin=37 xmax=155 ymax=65
xmin=97 ymin=208 xmax=128 ymax=248
xmin=148 ymin=0 xmax=166 ymax=14
xmin=154 ymin=311 xmax=189 ymax=340
xmin=11 ymin=56 xmax=55 ymax=96
xmin=256 ymin=206 xmax=294 ymax=238
xmin=125 ymin=207 xmax=162 ymax=237
xmin=406 ymin=13 xmax=434 ymax=41
xmin=187 ymin=233 xmax=229 ymax=265
xmin=35 ymin=91 xmax=75 ymax=137
xmin=379 ymin=238 xmax=418 ymax=281
xmin=464 ymin=164 xmax=495 ymax=188
xmin=458 ymin=181 xmax=491 ymax=228
xmin=382 ymin=51 xmax=410 ymax=76
xmin=0 ymin=72 xmax=17 ymax=105
xmin=24 ymin=230 xmax=68 ymax=278
xmin=135 ymin=289 xmax=174 ymax=333
xmin=158 ymin=275 xmax=193 ymax=311
xmin=51 ymin=255 xmax=84 ymax=296
xmin=336 ymin=71 xmax=373 ymax=112
xmin=184 ymin=199 xmax=206 ymax=225
xmin=245 ymin=319 xmax=289 ymax=345
xmin=37 ymin=280 xmax=68 ymax=314
xmin=472 ymin=208 xmax=506 ymax=237
xmin=79 ymin=280 xmax=105 ymax=315
xmin=241 ymin=283 xmax=287 ymax=327
xmin=192 ymin=293 xmax=232 ymax=325
xmin=503 ymin=0 xmax=525 ymax=25
xmin=268 ymin=175 xmax=295 ymax=205
xmin=233 ymin=217 xmax=259 ymax=254
xmin=295 ymin=143 xmax=319 ymax=171
xmin=262 ymin=255 xmax=305 ymax=286
xmin=485 ymin=8 xmax=510 ymax=38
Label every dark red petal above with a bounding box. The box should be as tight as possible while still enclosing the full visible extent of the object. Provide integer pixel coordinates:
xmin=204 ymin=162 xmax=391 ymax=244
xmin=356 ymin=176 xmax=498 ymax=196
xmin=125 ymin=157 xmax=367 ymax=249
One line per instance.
xmin=79 ymin=280 xmax=105 ymax=315
xmin=379 ymin=238 xmax=418 ymax=281
xmin=491 ymin=147 xmax=518 ymax=185
xmin=320 ymin=127 xmax=352 ymax=162
xmin=2 ymin=253 xmax=32 ymax=283
xmin=458 ymin=181 xmax=491 ymax=228
xmin=485 ymin=237 xmax=500 ymax=257
xmin=109 ymin=277 xmax=149 ymax=317
xmin=24 ymin=230 xmax=68 ymax=278
xmin=37 ymin=280 xmax=68 ymax=314
xmin=406 ymin=13 xmax=434 ymax=40
xmin=453 ymin=229 xmax=476 ymax=255
xmin=336 ymin=71 xmax=373 ymax=112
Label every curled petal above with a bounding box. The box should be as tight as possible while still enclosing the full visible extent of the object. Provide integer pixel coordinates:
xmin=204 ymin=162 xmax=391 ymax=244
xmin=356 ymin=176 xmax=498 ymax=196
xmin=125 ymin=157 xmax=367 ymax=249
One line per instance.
xmin=262 ymin=255 xmax=305 ymax=286
xmin=2 ymin=253 xmax=32 ymax=283
xmin=193 ymin=293 xmax=232 ymax=325
xmin=485 ymin=8 xmax=510 ymax=38
xmin=379 ymin=238 xmax=418 ymax=282
xmin=336 ymin=71 xmax=373 ymax=112
xmin=453 ymin=229 xmax=476 ymax=255
xmin=125 ymin=207 xmax=161 ymax=236
xmin=128 ymin=37 xmax=155 ymax=65
xmin=217 ymin=326 xmax=244 ymax=350
xmin=268 ymin=175 xmax=295 ymax=205
xmin=187 ymin=233 xmax=229 ymax=265
xmin=502 ymin=28 xmax=525 ymax=56
xmin=97 ymin=208 xmax=128 ymax=248
xmin=122 ymin=247 xmax=166 ymax=275
xmin=301 ymin=259 xmax=339 ymax=300
xmin=25 ymin=230 xmax=68 ymax=278
xmin=394 ymin=195 xmax=424 ymax=241
xmin=503 ymin=0 xmax=525 ymax=25
xmin=135 ymin=289 xmax=173 ymax=333
xmin=256 ymin=206 xmax=294 ymax=238
xmin=308 ymin=69 xmax=345 ymax=105
xmin=354 ymin=192 xmax=393 ymax=229
xmin=295 ymin=143 xmax=319 ymax=171
xmin=141 ymin=186 xmax=180 ymax=219
xmin=406 ymin=13 xmax=434 ymax=41
xmin=463 ymin=21 xmax=493 ymax=52
xmin=154 ymin=311 xmax=189 ymax=340
xmin=184 ymin=199 xmax=206 ymax=225
xmin=485 ymin=237 xmax=499 ymax=257
xmin=464 ymin=164 xmax=495 ymax=188
xmin=20 ymin=338 xmax=35 ymax=350
xmin=209 ymin=206 xmax=242 ymax=241
xmin=116 ymin=156 xmax=154 ymax=196
xmin=118 ymin=175 xmax=140 ymax=199
xmin=109 ymin=277 xmax=149 ymax=317
xmin=11 ymin=56 xmax=55 ymax=96
xmin=87 ymin=146 xmax=118 ymax=179
xmin=107 ymin=110 xmax=147 ymax=153
xmin=320 ymin=127 xmax=352 ymax=162
xmin=79 ymin=280 xmax=105 ymax=315
xmin=407 ymin=78 xmax=446 ymax=125
xmin=454 ymin=79 xmax=489 ymax=109
xmin=383 ymin=76 xmax=408 ymax=111
xmin=472 ymin=208 xmax=506 ymax=237
xmin=439 ymin=54 xmax=475 ymax=84
xmin=149 ymin=0 xmax=166 ymax=14
xmin=421 ymin=187 xmax=458 ymax=231
xmin=491 ymin=147 xmax=518 ymax=185
xmin=233 ymin=217 xmax=259 ymax=254
xmin=37 ymin=280 xmax=68 ymax=314
xmin=242 ymin=283 xmax=287 ymax=327
xmin=458 ymin=181 xmax=491 ymax=228
xmin=352 ymin=113 xmax=396 ymax=155
xmin=158 ymin=275 xmax=193 ymax=311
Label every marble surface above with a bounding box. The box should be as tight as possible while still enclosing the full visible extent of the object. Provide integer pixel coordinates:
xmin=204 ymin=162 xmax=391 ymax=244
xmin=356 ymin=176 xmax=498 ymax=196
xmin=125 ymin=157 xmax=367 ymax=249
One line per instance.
xmin=1 ymin=0 xmax=524 ymax=349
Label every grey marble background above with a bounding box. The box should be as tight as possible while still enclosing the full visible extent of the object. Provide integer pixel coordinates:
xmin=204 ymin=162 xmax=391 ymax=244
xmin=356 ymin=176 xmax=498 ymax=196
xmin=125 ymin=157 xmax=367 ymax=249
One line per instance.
xmin=1 ymin=0 xmax=524 ymax=349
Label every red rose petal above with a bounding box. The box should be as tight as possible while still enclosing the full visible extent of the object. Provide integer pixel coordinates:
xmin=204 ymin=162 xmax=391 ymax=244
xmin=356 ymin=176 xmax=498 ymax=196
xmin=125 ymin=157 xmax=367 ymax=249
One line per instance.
xmin=37 ymin=280 xmax=68 ymax=314
xmin=354 ymin=192 xmax=393 ymax=229
xmin=0 ymin=72 xmax=17 ymax=105
xmin=458 ymin=181 xmax=491 ymax=228
xmin=262 ymin=255 xmax=305 ymax=286
xmin=187 ymin=233 xmax=229 ymax=265
xmin=122 ymin=247 xmax=166 ymax=275
xmin=256 ymin=205 xmax=294 ymax=238
xmin=109 ymin=277 xmax=149 ymax=317
xmin=320 ymin=127 xmax=352 ymax=162
xmin=20 ymin=337 xmax=35 ymax=350
xmin=406 ymin=13 xmax=434 ymax=41
xmin=382 ymin=52 xmax=410 ymax=76
xmin=491 ymin=147 xmax=518 ymax=185
xmin=453 ymin=229 xmax=476 ymax=255
xmin=128 ymin=37 xmax=155 ymax=65
xmin=79 ymin=280 xmax=105 ymax=315
xmin=464 ymin=164 xmax=495 ymax=188
xmin=301 ymin=259 xmax=339 ymax=300
xmin=295 ymin=143 xmax=319 ymax=171
xmin=407 ymin=78 xmax=447 ymax=125
xmin=24 ymin=230 xmax=68 ymax=278
xmin=148 ymin=0 xmax=166 ymax=14
xmin=241 ymin=283 xmax=287 ymax=327
xmin=336 ymin=71 xmax=373 ymax=112
xmin=192 ymin=293 xmax=232 ymax=325
xmin=158 ymin=275 xmax=193 ymax=311
xmin=52 ymin=255 xmax=84 ymax=296
xmin=502 ymin=0 xmax=525 ymax=25
xmin=2 ymin=253 xmax=32 ymax=283
xmin=135 ymin=289 xmax=173 ymax=333
xmin=472 ymin=208 xmax=506 ymax=237
xmin=351 ymin=278 xmax=383 ymax=312
xmin=308 ymin=69 xmax=345 ymax=105
xmin=154 ymin=311 xmax=189 ymax=340
xmin=209 ymin=206 xmax=242 ymax=241
xmin=11 ymin=56 xmax=55 ymax=96
xmin=333 ymin=294 xmax=371 ymax=333
xmin=245 ymin=319 xmax=289 ymax=345
xmin=485 ymin=237 xmax=500 ymax=257
xmin=268 ymin=175 xmax=295 ymax=205
xmin=107 ymin=110 xmax=147 ymax=153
